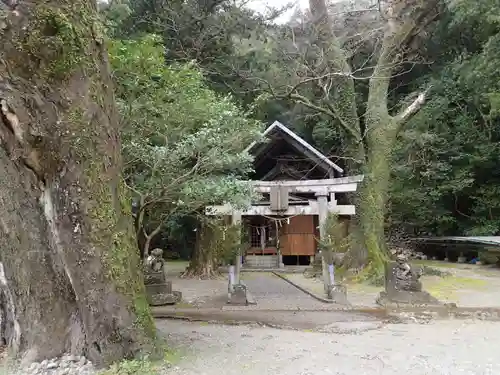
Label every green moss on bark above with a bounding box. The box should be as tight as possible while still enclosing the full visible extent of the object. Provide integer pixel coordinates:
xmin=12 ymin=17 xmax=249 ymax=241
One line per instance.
xmin=58 ymin=44 xmax=155 ymax=340
xmin=2 ymin=0 xmax=156 ymax=363
xmin=8 ymin=0 xmax=157 ymax=342
xmin=354 ymin=125 xmax=396 ymax=282
xmin=83 ymin=157 xmax=156 ymax=338
xmin=14 ymin=3 xmax=97 ymax=79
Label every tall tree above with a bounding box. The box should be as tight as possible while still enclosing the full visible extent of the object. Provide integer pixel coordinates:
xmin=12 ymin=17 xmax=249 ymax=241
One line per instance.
xmin=109 ymin=35 xmax=261 ymax=272
xmin=0 ymin=0 xmax=155 ymax=365
xmin=257 ymin=0 xmax=441 ymax=277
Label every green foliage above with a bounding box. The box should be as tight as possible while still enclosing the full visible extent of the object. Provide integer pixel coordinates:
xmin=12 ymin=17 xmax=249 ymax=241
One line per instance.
xmin=390 ymin=0 xmax=500 ymax=236
xmin=99 ymin=344 xmax=179 ymax=375
xmin=479 ymin=252 xmax=499 ymax=265
xmin=421 ymin=266 xmax=452 ymax=277
xmin=16 ymin=3 xmax=95 ymax=79
xmin=99 ymin=0 xmax=132 ymax=36
xmin=318 ymin=213 xmax=351 ymax=257
xmin=199 ymin=218 xmax=245 ymax=266
xmin=108 ymin=34 xmax=261 ymax=250
xmin=99 ymin=358 xmax=161 ymax=375
xmin=109 ymin=2 xmax=254 ymax=92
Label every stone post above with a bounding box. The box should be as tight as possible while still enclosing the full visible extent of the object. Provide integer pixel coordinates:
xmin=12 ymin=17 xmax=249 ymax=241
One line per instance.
xmin=227 ymin=265 xmax=235 ymax=302
xmin=232 ymin=211 xmax=242 ymax=285
xmin=316 ymin=191 xmax=332 ymax=295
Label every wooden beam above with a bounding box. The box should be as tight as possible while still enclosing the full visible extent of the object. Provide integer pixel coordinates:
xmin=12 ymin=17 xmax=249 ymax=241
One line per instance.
xmin=206 ymin=202 xmax=356 ymax=216
xmin=284 ymin=135 xmax=332 ymax=174
xmin=253 ymin=175 xmax=364 ymax=187
xmin=262 ymin=162 xmax=305 ymax=181
xmin=254 ymin=183 xmax=359 ymax=194
xmin=254 ymin=200 xmax=309 ymax=205
xmin=205 ymin=175 xmax=363 ymax=217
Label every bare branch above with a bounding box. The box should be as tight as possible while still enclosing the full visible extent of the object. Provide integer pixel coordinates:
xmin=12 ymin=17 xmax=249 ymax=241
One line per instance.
xmin=365 ymin=0 xmax=441 ymax=121
xmin=308 ymin=0 xmax=361 ymax=139
xmin=141 ymin=158 xmax=202 ymax=212
xmin=394 ymin=86 xmax=432 ymax=124
xmin=123 ymin=180 xmax=143 ymax=198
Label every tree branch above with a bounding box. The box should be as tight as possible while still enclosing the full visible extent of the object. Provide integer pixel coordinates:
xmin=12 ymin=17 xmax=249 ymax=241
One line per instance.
xmin=287 ymin=93 xmax=362 ymax=141
xmin=142 ymin=220 xmax=164 ymax=259
xmin=394 ymin=86 xmax=432 ymax=124
xmin=365 ymin=0 xmax=441 ymax=126
xmin=308 ymin=0 xmax=361 ymax=140
xmin=138 ymin=156 xmax=203 ymax=215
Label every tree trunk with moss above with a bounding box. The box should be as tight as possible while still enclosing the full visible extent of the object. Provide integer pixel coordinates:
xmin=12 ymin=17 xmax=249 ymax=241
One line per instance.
xmin=353 ymin=126 xmax=396 ymax=275
xmin=182 ymin=222 xmax=219 ymax=278
xmin=286 ymin=0 xmax=437 ymax=278
xmin=183 ymin=218 xmax=240 ymax=279
xmin=0 ymin=0 xmax=155 ymax=366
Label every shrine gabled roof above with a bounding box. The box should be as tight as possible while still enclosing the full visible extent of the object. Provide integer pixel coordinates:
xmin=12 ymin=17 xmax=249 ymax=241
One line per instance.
xmin=244 ymin=121 xmax=344 ymax=174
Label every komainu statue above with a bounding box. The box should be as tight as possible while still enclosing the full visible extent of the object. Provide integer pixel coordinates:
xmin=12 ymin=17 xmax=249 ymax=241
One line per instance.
xmin=376 ymin=254 xmax=440 ymax=307
xmin=143 ymin=248 xmax=181 ymax=306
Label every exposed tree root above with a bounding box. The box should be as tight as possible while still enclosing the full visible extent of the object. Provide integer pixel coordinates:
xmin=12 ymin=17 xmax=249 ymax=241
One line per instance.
xmin=180 ymin=265 xmax=220 ymax=280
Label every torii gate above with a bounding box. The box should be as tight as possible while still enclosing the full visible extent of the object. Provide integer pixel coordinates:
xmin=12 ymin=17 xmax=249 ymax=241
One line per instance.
xmin=205 ymin=175 xmax=364 ymax=285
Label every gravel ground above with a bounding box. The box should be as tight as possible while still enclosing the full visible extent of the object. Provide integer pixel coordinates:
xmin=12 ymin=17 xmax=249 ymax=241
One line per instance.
xmin=238 ymin=272 xmax=333 ymax=310
xmin=165 ymin=276 xmax=227 ymax=308
xmin=159 ymin=319 xmax=500 ymax=375
xmin=283 ymin=273 xmax=381 ymax=307
xmin=424 ymin=267 xmax=500 ymax=307
xmin=2 ymin=355 xmax=96 ymax=375
xmin=285 ymin=264 xmax=500 ymax=309
xmin=166 ymin=262 xmax=500 ymax=310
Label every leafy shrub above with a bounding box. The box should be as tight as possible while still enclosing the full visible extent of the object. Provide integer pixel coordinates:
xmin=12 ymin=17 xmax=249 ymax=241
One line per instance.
xmin=479 ymin=252 xmax=499 ymax=265
xmin=99 ymin=358 xmax=162 ymax=375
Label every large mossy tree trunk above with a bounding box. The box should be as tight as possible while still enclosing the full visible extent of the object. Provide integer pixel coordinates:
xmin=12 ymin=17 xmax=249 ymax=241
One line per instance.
xmin=182 ymin=221 xmax=219 ymax=279
xmin=298 ymin=0 xmax=437 ymax=278
xmin=0 ymin=0 xmax=155 ymax=366
xmin=353 ymin=126 xmax=397 ymax=275
xmin=183 ymin=218 xmax=240 ymax=279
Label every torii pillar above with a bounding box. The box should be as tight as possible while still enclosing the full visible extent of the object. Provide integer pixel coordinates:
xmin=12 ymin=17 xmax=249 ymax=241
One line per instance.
xmin=316 ymin=191 xmax=333 ymax=294
xmin=231 ymin=211 xmax=242 ymax=284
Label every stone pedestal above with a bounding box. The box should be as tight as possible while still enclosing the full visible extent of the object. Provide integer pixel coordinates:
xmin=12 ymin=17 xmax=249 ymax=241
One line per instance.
xmin=376 ymin=290 xmax=439 ymax=307
xmin=144 ymin=271 xmax=165 ymax=286
xmin=376 ymin=261 xmax=440 ymax=307
xmin=228 ymin=284 xmax=248 ymax=305
xmin=327 ymin=284 xmax=349 ymax=305
xmin=227 ymin=279 xmax=256 ymax=306
xmin=145 ymin=277 xmax=182 ymax=306
xmin=147 ymin=289 xmax=182 ymax=306
xmin=303 ymin=255 xmax=323 ymax=278
xmin=278 ymin=253 xmax=285 ymax=269
xmin=147 ymin=280 xmax=173 ymax=295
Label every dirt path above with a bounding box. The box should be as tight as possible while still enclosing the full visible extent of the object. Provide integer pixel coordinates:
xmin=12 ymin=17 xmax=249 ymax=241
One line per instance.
xmin=159 ymin=319 xmax=500 ymax=375
xmin=239 ymin=272 xmax=331 ymax=310
xmin=242 ymin=272 xmax=308 ymax=298
xmin=282 ymin=262 xmax=500 ymax=309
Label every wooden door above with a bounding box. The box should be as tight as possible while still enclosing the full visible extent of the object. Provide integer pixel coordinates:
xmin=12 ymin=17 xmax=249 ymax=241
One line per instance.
xmin=279 ymin=215 xmax=316 ymax=256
